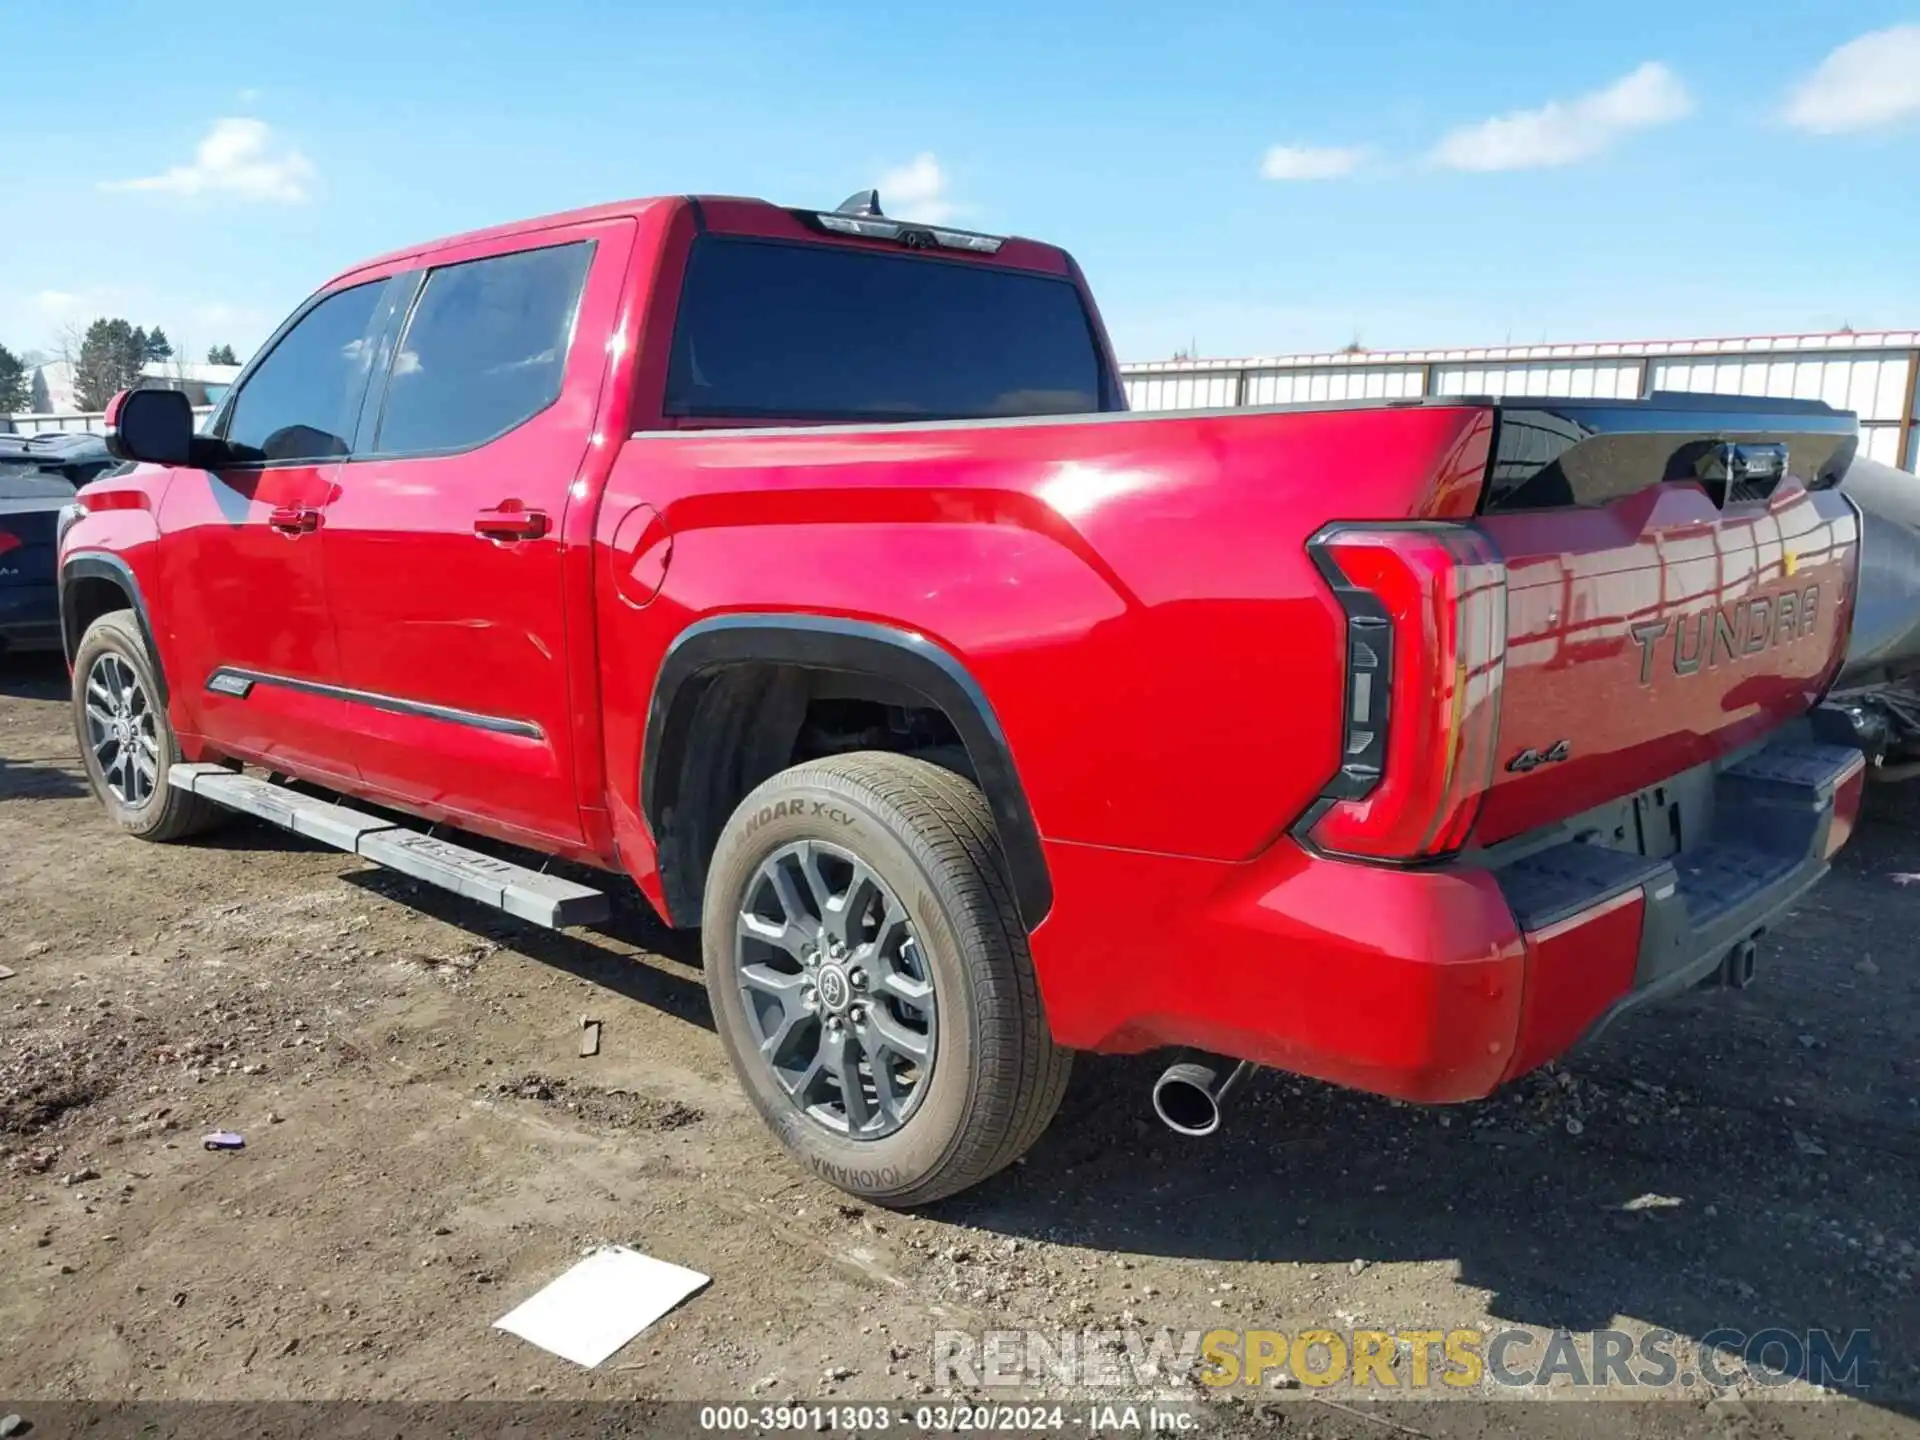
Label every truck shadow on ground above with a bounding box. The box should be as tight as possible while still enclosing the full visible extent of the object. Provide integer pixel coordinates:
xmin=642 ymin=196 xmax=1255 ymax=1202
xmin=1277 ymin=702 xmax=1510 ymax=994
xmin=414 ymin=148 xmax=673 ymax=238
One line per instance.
xmin=0 ymin=651 xmax=69 ymax=701
xmin=0 ymin=752 xmax=89 ymax=800
xmin=341 ymin=866 xmax=715 ymax=1034
xmin=182 ymin=770 xmax=715 ymax=1030
xmin=0 ymin=655 xmax=88 ymax=798
xmin=966 ymin=1041 xmax=1914 ymax=1399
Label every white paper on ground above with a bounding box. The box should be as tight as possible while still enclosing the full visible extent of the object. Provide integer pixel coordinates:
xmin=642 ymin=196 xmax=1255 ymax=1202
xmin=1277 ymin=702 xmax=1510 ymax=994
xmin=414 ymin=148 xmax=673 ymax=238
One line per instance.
xmin=493 ymin=1246 xmax=710 ymax=1368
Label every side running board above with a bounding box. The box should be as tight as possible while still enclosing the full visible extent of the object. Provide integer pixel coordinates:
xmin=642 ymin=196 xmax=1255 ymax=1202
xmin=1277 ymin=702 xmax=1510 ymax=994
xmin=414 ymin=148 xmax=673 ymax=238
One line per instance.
xmin=168 ymin=764 xmax=609 ymax=930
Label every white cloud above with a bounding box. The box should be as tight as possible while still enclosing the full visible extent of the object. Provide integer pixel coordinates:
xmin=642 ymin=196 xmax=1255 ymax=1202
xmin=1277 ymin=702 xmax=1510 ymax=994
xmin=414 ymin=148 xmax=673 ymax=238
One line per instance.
xmin=1432 ymin=62 xmax=1693 ymax=171
xmin=102 ymin=118 xmax=315 ymax=203
xmin=35 ymin=288 xmax=126 ymax=329
xmin=1260 ymin=144 xmax=1369 ymax=181
xmin=4 ymin=283 xmax=270 ymax=355
xmin=1785 ymin=25 xmax=1920 ymax=134
xmin=192 ymin=300 xmax=268 ymax=332
xmin=36 ymin=290 xmax=83 ymax=320
xmin=877 ymin=153 xmax=956 ymax=223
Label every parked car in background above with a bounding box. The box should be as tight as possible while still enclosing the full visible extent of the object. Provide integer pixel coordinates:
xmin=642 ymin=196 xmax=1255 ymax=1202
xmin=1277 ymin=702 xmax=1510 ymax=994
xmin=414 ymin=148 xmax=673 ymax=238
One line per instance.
xmin=61 ymin=191 xmax=1867 ymax=1205
xmin=1816 ymin=454 xmax=1920 ymax=780
xmin=1 ymin=433 xmax=118 ymax=653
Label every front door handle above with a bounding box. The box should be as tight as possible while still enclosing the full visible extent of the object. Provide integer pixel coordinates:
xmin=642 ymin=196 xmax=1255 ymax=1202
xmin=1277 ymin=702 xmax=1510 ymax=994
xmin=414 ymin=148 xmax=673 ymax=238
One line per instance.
xmin=474 ymin=503 xmax=549 ymax=542
xmin=268 ymin=506 xmax=320 ymax=535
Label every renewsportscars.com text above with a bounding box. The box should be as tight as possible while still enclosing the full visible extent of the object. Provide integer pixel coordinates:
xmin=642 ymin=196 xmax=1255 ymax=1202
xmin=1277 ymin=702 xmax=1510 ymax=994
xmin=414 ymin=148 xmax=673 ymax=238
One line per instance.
xmin=932 ymin=1325 xmax=1876 ymax=1392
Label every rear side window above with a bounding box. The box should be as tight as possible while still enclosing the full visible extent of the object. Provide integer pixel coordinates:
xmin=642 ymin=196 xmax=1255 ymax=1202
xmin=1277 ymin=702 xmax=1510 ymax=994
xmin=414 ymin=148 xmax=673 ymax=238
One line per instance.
xmin=375 ymin=241 xmax=592 ymax=455
xmin=221 ymin=280 xmax=384 ymax=463
xmin=664 ymin=236 xmax=1112 ymax=422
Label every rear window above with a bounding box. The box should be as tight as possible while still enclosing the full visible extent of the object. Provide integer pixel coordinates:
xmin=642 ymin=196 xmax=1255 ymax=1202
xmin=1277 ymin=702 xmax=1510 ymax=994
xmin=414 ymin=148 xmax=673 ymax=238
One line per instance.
xmin=0 ymin=468 xmax=75 ymax=501
xmin=664 ymin=235 xmax=1113 ymax=423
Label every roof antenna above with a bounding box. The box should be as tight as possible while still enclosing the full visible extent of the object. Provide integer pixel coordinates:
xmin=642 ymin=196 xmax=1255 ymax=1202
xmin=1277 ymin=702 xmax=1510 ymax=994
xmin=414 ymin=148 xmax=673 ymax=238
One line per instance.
xmin=835 ymin=189 xmax=883 ymax=217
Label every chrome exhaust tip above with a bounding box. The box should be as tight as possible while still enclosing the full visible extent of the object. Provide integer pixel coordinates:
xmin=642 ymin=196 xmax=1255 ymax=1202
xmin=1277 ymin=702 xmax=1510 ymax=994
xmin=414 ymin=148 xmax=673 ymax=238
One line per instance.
xmin=1151 ymin=1058 xmax=1255 ymax=1137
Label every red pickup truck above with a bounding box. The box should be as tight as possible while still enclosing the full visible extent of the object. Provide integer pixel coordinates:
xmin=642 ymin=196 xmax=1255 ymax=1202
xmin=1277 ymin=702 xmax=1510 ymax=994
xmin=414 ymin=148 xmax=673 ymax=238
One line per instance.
xmin=60 ymin=191 xmax=1867 ymax=1205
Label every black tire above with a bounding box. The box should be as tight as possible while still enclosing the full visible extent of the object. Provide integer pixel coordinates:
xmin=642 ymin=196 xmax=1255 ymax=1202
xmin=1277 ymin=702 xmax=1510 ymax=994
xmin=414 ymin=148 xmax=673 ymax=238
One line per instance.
xmin=70 ymin=610 xmax=224 ymax=842
xmin=703 ymin=752 xmax=1071 ymax=1206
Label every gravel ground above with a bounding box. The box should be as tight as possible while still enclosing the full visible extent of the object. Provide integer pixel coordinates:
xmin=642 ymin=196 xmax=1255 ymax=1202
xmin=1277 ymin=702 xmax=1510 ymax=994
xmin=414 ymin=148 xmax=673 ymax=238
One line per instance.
xmin=1 ymin=652 xmax=1915 ymax=1438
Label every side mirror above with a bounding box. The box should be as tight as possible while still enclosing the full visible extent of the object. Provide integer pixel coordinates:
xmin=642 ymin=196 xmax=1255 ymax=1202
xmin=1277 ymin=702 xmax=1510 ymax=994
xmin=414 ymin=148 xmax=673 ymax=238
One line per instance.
xmin=105 ymin=387 xmax=194 ymax=466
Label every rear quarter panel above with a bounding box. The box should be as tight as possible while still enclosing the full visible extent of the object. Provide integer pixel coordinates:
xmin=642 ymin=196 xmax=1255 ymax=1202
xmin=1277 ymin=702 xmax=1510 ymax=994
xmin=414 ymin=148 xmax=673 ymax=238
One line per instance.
xmin=596 ymin=404 xmax=1494 ymax=867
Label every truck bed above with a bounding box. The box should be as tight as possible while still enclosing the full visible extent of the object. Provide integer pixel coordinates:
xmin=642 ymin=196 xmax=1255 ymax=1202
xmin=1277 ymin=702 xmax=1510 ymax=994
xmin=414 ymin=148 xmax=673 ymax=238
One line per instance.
xmin=605 ymin=392 xmax=1859 ymax=863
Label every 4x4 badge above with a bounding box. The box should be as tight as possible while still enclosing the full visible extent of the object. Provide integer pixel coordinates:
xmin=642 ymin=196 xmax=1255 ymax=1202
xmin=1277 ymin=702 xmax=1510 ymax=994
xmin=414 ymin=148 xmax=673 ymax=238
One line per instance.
xmin=1507 ymin=740 xmax=1571 ymax=774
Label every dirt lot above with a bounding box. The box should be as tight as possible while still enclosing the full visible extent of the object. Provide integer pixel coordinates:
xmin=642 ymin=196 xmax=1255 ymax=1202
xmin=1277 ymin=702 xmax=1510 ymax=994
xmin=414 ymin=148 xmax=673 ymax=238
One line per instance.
xmin=2 ymin=651 xmax=1916 ymax=1436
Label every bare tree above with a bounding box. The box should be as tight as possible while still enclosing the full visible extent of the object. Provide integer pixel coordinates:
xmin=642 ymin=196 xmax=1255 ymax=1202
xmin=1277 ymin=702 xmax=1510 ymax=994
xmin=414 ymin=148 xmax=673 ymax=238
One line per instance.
xmin=56 ymin=320 xmax=86 ymax=369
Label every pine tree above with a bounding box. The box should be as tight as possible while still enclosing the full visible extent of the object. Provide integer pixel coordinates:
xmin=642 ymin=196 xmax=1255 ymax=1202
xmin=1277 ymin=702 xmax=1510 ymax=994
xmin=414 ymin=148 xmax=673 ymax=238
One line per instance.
xmin=207 ymin=343 xmax=239 ymax=366
xmin=126 ymin=326 xmax=151 ymax=385
xmin=74 ymin=319 xmax=146 ymax=410
xmin=0 ymin=344 xmax=28 ymax=413
xmin=144 ymin=327 xmax=174 ymax=363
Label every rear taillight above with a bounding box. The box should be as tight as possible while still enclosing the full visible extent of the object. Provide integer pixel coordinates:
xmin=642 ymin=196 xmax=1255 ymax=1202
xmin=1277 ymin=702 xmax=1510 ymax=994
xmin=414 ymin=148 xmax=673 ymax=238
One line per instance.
xmin=1304 ymin=525 xmax=1507 ymax=861
xmin=0 ymin=530 xmax=19 ymax=557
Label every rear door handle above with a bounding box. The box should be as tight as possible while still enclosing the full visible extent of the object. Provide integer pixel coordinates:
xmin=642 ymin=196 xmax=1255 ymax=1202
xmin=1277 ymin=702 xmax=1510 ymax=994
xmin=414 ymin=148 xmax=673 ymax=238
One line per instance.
xmin=268 ymin=506 xmax=320 ymax=535
xmin=474 ymin=503 xmax=549 ymax=542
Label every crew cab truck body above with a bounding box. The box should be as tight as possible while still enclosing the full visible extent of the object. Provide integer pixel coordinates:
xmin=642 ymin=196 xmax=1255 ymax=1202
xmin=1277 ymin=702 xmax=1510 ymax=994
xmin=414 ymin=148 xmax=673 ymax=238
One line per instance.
xmin=62 ymin=192 xmax=1867 ymax=1203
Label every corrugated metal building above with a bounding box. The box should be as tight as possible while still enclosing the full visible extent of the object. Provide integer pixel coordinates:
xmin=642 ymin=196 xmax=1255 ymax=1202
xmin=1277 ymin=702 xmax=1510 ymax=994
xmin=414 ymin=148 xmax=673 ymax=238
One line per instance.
xmin=1120 ymin=330 xmax=1920 ymax=472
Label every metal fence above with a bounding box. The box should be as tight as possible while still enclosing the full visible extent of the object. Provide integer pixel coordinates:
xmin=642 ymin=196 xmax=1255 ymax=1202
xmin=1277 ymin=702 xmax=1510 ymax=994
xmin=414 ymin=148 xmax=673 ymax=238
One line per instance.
xmin=1120 ymin=330 xmax=1920 ymax=473
xmin=3 ymin=408 xmax=218 ymax=437
xmin=12 ymin=330 xmax=1917 ymax=474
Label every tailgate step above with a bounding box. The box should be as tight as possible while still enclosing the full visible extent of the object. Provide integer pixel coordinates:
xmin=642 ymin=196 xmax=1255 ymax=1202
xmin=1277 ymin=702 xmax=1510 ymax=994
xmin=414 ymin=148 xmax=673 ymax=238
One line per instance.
xmin=169 ymin=764 xmax=609 ymax=930
xmin=1496 ymin=841 xmax=1672 ymax=934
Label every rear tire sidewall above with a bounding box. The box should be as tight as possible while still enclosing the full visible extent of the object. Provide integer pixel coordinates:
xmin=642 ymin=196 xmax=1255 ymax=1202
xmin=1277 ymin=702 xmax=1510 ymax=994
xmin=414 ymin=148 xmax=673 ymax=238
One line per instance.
xmin=71 ymin=612 xmax=184 ymax=837
xmin=703 ymin=773 xmax=987 ymax=1202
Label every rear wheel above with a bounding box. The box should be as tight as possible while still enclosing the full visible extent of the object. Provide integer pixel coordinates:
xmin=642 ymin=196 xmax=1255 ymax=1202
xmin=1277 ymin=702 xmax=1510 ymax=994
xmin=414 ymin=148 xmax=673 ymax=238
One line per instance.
xmin=703 ymin=752 xmax=1070 ymax=1206
xmin=71 ymin=610 xmax=223 ymax=841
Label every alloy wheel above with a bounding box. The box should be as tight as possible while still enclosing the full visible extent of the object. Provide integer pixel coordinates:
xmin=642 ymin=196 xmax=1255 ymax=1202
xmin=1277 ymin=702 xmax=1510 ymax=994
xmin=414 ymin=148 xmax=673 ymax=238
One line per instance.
xmin=82 ymin=652 xmax=160 ymax=808
xmin=734 ymin=839 xmax=937 ymax=1139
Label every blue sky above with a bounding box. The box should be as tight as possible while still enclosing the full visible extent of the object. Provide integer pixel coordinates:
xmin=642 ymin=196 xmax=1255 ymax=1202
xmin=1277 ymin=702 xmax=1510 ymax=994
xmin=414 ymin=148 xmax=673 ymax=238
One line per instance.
xmin=6 ymin=2 xmax=1919 ymax=367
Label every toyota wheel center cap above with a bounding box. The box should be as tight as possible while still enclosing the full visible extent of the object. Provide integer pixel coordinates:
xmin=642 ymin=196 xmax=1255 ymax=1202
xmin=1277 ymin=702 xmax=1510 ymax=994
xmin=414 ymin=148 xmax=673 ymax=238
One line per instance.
xmin=816 ymin=964 xmax=851 ymax=1013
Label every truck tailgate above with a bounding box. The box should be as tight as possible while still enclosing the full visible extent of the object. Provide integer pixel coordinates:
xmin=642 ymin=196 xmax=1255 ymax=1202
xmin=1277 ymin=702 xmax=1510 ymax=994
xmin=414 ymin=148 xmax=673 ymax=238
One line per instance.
xmin=0 ymin=469 xmax=73 ymax=644
xmin=1468 ymin=397 xmax=1859 ymax=844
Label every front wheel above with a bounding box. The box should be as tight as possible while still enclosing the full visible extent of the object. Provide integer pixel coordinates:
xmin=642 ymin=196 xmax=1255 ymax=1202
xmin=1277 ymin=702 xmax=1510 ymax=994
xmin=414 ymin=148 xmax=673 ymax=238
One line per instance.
xmin=71 ymin=610 xmax=223 ymax=841
xmin=703 ymin=752 xmax=1070 ymax=1206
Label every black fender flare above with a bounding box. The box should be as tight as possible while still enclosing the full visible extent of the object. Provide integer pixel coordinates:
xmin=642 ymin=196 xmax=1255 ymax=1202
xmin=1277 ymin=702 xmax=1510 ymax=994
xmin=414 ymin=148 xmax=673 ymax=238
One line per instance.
xmin=642 ymin=614 xmax=1052 ymax=929
xmin=58 ymin=553 xmax=167 ymax=704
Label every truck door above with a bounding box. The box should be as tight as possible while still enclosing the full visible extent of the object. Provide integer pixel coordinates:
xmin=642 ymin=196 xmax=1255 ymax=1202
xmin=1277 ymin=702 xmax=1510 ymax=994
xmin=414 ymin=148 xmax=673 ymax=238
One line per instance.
xmin=317 ymin=218 xmax=635 ymax=847
xmin=154 ymin=277 xmax=391 ymax=782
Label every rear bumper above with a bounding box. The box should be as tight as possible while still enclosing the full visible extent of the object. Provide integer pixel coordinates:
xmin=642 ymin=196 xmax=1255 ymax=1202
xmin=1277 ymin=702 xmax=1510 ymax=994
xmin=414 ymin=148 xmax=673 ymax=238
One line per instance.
xmin=1028 ymin=740 xmax=1864 ymax=1102
xmin=0 ymin=584 xmax=61 ymax=650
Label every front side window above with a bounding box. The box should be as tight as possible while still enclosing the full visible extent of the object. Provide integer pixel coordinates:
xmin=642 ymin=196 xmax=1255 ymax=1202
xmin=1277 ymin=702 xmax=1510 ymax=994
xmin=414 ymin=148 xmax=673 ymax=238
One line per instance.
xmin=221 ymin=280 xmax=384 ymax=463
xmin=374 ymin=241 xmax=593 ymax=456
